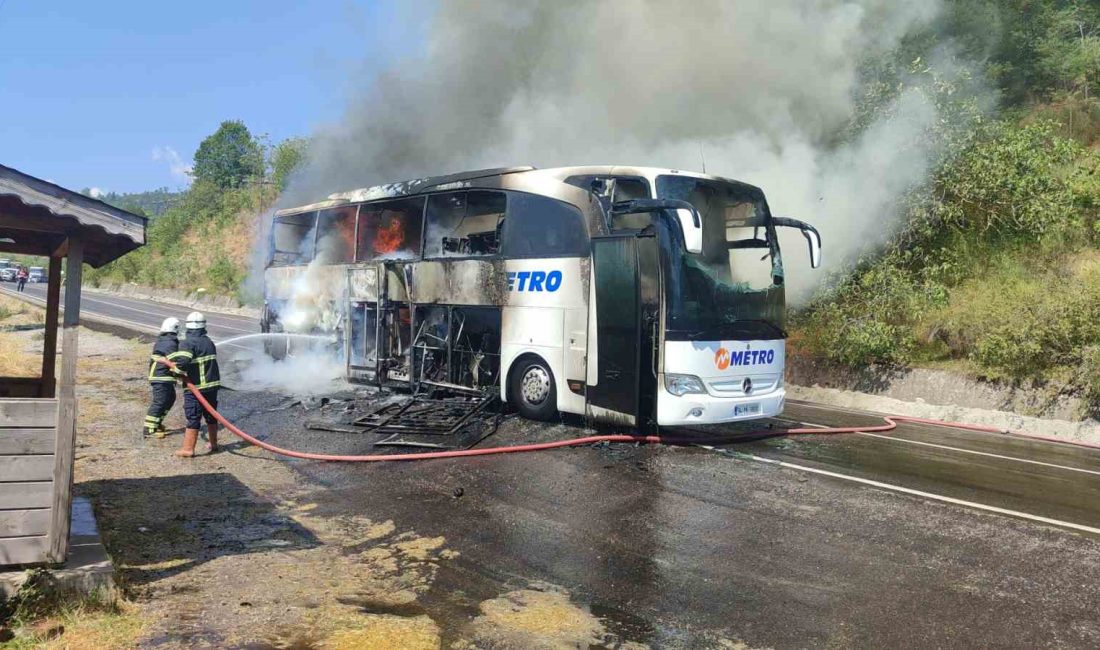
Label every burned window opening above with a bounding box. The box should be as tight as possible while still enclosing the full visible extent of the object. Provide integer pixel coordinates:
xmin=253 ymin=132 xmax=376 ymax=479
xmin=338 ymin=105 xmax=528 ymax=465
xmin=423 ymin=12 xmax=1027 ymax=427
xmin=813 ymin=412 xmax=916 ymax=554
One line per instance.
xmin=357 ymin=197 xmax=425 ymax=262
xmin=316 ymin=206 xmax=357 ymax=264
xmin=425 ymin=191 xmax=506 ymax=259
xmin=270 ymin=211 xmax=317 ymax=267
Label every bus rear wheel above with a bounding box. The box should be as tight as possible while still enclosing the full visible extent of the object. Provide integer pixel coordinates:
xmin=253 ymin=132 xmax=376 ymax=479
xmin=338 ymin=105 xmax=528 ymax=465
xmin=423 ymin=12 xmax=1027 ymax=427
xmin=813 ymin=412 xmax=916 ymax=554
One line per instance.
xmin=510 ymin=356 xmax=557 ymax=421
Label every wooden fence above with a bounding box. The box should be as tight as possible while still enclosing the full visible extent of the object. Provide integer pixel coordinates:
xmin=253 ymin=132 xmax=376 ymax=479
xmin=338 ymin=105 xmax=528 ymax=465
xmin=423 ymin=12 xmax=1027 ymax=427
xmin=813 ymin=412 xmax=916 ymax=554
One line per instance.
xmin=0 ymin=398 xmax=59 ymax=565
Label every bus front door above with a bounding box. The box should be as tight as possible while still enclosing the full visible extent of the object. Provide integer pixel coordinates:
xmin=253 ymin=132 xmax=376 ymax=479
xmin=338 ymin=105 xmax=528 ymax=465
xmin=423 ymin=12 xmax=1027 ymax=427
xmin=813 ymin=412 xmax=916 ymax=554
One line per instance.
xmin=587 ymin=234 xmax=659 ymax=428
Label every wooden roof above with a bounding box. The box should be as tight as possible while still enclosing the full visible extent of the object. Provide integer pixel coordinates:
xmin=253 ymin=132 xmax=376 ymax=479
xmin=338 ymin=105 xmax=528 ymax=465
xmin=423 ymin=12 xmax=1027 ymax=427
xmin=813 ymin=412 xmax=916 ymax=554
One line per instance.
xmin=0 ymin=163 xmax=146 ymax=267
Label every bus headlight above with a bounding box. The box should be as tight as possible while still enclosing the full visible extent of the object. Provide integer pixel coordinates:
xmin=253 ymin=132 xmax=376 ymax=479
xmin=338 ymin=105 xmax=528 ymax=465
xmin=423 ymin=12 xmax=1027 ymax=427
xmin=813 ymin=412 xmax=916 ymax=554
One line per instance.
xmin=665 ymin=374 xmax=706 ymax=396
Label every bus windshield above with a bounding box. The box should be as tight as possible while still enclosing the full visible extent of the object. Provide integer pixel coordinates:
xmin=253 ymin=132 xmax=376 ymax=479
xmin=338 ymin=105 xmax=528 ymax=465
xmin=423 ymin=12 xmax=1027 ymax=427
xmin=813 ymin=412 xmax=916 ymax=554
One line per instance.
xmin=655 ymin=175 xmax=785 ymax=340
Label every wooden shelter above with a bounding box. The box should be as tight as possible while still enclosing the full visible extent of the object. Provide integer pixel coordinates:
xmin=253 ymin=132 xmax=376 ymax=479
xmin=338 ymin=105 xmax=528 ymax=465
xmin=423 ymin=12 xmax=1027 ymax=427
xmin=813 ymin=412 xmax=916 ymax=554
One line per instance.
xmin=0 ymin=163 xmax=145 ymax=565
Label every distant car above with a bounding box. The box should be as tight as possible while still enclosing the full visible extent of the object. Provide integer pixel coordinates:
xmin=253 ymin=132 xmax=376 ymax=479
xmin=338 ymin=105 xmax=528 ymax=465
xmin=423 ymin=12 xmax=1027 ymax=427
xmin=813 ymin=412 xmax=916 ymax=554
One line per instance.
xmin=0 ymin=268 xmax=15 ymax=282
xmin=27 ymin=267 xmax=46 ymax=283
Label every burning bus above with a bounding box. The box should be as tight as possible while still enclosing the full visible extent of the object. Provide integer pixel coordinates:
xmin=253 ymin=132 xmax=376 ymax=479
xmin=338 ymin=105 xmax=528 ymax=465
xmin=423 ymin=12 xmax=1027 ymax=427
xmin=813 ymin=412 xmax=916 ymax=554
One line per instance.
xmin=262 ymin=166 xmax=821 ymax=427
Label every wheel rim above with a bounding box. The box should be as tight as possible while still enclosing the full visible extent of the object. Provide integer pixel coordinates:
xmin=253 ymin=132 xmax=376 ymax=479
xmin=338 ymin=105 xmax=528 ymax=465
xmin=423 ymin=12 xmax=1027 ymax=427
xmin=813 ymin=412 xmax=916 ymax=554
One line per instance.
xmin=520 ymin=366 xmax=551 ymax=406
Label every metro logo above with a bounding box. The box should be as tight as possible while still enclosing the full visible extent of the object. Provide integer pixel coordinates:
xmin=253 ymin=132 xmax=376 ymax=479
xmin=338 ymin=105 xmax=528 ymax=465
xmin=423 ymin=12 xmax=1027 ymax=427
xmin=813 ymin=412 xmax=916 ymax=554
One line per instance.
xmin=715 ymin=347 xmax=731 ymax=370
xmin=507 ymin=270 xmax=563 ymax=292
xmin=715 ymin=347 xmax=776 ymax=370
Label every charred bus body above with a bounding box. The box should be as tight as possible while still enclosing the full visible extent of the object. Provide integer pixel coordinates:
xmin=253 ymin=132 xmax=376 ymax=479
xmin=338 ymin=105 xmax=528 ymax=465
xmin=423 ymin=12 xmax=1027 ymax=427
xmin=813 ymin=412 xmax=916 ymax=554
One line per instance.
xmin=262 ymin=166 xmax=821 ymax=427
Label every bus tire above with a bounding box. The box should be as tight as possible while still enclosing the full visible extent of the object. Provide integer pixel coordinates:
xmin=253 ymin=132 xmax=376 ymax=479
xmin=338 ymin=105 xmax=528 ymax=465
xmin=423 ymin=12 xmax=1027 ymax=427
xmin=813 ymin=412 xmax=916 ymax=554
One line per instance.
xmin=265 ymin=332 xmax=288 ymax=361
xmin=510 ymin=356 xmax=557 ymax=421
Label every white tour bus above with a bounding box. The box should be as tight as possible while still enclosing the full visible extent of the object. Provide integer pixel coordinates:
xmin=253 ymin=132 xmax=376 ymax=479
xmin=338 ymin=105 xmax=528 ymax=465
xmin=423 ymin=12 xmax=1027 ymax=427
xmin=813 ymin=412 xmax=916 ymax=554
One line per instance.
xmin=262 ymin=166 xmax=821 ymax=428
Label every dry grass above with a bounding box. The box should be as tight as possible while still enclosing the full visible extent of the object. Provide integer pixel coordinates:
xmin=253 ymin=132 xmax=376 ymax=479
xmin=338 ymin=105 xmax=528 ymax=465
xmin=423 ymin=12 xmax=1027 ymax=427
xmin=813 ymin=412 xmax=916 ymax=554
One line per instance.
xmin=0 ymin=293 xmax=44 ymax=327
xmin=0 ymin=293 xmax=44 ymax=377
xmin=1 ymin=601 xmax=145 ymax=650
xmin=0 ymin=332 xmax=38 ymax=377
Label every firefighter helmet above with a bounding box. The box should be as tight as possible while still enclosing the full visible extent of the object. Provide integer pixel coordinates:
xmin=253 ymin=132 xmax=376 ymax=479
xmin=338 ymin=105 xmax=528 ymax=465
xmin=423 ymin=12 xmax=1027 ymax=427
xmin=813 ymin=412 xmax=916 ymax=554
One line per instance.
xmin=185 ymin=311 xmax=206 ymax=331
xmin=159 ymin=317 xmax=180 ymax=335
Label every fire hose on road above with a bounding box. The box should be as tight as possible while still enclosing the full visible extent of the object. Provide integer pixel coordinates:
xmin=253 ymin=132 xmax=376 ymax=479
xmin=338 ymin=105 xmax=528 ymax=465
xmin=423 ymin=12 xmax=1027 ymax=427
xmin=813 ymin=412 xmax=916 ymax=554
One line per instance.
xmin=159 ymin=359 xmax=1100 ymax=461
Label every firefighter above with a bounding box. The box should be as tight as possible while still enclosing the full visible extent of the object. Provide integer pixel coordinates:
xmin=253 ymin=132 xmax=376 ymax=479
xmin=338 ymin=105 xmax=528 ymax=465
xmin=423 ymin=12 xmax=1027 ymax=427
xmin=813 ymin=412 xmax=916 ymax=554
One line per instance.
xmin=172 ymin=311 xmax=221 ymax=457
xmin=144 ymin=317 xmax=187 ymax=438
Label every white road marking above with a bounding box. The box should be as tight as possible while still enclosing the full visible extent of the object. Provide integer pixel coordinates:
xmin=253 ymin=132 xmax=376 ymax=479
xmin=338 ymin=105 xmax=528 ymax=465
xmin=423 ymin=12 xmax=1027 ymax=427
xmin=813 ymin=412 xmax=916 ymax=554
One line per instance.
xmin=857 ymin=431 xmax=1100 ymax=476
xmin=702 ymin=445 xmax=1100 ymax=535
xmin=695 ymin=439 xmax=1100 ymax=536
xmin=772 ymin=417 xmax=1100 ymax=477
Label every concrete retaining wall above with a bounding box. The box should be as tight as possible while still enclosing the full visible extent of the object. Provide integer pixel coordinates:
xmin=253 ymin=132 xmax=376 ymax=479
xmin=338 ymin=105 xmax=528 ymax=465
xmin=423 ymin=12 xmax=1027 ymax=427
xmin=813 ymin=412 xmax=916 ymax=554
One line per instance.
xmin=88 ymin=283 xmax=261 ymax=319
xmin=786 ymin=354 xmax=1085 ymax=422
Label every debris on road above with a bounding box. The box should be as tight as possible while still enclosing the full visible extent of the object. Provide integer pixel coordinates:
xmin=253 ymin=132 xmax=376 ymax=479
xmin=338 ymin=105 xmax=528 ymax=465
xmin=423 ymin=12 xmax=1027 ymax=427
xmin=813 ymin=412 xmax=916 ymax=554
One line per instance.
xmin=300 ymin=387 xmax=503 ymax=451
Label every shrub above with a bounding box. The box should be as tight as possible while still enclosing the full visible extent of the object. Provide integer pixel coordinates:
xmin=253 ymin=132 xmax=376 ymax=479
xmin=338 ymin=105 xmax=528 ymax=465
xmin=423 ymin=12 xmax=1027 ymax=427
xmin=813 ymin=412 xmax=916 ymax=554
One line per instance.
xmin=207 ymin=255 xmax=242 ymax=294
xmin=1079 ymin=346 xmax=1100 ymax=416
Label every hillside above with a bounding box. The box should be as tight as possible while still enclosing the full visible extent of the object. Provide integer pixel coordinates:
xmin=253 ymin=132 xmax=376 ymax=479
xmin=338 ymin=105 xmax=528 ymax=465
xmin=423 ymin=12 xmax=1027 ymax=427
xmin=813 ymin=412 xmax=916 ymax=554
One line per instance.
xmin=87 ymin=187 xmax=183 ymax=218
xmin=791 ymin=0 xmax=1100 ymax=413
xmin=84 ymin=124 xmax=304 ymax=303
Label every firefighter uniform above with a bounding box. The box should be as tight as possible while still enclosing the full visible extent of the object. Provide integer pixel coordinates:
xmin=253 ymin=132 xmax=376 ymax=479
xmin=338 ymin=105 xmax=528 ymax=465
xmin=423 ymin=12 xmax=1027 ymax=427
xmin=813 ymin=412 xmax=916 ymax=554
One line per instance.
xmin=144 ymin=318 xmax=187 ymax=437
xmin=174 ymin=312 xmax=221 ymax=457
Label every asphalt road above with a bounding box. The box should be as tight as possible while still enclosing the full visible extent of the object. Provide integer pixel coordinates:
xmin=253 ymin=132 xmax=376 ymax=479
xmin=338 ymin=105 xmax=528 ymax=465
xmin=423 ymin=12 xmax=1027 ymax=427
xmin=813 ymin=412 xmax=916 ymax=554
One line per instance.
xmin=0 ymin=281 xmax=259 ymax=342
xmin=7 ymin=281 xmax=1100 ymax=645
xmin=225 ymin=391 xmax=1100 ymax=648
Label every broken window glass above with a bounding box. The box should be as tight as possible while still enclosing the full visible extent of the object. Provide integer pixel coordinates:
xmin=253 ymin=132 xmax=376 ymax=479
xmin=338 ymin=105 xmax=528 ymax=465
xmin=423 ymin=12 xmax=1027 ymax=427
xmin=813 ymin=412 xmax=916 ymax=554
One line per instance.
xmin=315 ymin=206 xmax=357 ymax=264
xmin=656 ymin=175 xmax=785 ymax=337
xmin=424 ymin=191 xmax=506 ymax=258
xmin=502 ymin=192 xmax=589 ymax=258
xmin=356 ymin=197 xmax=425 ymax=261
xmin=270 ymin=211 xmax=316 ymax=267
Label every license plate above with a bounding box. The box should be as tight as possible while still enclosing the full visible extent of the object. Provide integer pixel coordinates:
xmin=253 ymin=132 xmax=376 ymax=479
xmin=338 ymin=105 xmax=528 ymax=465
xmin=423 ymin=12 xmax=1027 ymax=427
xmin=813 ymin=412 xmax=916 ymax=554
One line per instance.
xmin=734 ymin=403 xmax=761 ymax=417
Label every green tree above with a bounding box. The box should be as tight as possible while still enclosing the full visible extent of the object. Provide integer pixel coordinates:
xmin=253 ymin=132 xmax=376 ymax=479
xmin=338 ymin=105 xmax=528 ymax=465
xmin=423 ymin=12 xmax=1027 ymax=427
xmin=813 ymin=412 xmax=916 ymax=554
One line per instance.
xmin=191 ymin=120 xmax=262 ymax=189
xmin=270 ymin=136 xmax=308 ymax=190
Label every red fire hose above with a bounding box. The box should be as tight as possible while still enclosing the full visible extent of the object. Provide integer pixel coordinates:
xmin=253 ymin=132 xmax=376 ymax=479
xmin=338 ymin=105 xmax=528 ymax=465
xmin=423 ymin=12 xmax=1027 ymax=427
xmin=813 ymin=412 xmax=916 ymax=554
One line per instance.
xmin=160 ymin=360 xmax=1100 ymax=461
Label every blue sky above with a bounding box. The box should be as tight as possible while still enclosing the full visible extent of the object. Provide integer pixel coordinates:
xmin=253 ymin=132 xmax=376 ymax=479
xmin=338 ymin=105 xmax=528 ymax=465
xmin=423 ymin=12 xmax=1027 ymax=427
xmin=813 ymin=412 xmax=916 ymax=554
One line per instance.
xmin=0 ymin=1 xmax=418 ymax=194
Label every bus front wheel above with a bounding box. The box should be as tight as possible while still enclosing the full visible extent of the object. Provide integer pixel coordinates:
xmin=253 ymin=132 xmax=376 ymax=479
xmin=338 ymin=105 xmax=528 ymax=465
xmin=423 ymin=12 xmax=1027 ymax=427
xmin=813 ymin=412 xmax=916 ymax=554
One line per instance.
xmin=510 ymin=356 xmax=557 ymax=421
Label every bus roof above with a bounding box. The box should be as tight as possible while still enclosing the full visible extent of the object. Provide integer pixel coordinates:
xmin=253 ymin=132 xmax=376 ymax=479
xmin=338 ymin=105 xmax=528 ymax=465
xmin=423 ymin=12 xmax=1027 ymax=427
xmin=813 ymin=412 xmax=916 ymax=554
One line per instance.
xmin=273 ymin=165 xmax=763 ymax=218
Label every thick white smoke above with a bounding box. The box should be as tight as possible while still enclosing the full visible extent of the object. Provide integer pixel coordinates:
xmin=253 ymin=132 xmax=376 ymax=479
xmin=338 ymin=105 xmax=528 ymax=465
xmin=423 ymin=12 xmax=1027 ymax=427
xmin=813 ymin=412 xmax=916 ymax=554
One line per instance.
xmin=285 ymin=0 xmax=957 ymax=305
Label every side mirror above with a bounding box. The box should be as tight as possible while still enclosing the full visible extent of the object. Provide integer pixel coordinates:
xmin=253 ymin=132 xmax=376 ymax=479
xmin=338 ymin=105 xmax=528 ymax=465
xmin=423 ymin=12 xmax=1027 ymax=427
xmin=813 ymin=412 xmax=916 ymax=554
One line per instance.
xmin=609 ymin=198 xmax=703 ymax=254
xmin=674 ymin=208 xmax=703 ymax=254
xmin=772 ymin=217 xmax=822 ymax=269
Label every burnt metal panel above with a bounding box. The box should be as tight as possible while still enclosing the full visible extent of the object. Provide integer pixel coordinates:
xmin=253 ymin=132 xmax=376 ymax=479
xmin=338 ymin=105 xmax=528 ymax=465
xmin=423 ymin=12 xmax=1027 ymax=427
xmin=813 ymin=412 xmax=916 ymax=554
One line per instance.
xmin=348 ymin=266 xmax=380 ymax=301
xmin=407 ymin=260 xmax=508 ymax=306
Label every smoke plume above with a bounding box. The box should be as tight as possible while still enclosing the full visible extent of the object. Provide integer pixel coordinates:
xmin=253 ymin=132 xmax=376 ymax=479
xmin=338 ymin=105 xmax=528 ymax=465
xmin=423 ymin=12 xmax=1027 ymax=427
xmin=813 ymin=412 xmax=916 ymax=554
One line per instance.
xmin=287 ymin=0 xmax=961 ymax=304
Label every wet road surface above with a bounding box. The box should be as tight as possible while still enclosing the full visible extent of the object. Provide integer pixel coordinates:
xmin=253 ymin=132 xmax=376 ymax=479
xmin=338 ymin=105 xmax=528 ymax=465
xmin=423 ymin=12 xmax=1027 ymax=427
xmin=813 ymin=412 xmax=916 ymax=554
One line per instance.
xmin=225 ymin=391 xmax=1100 ymax=648
xmin=0 ymin=282 xmax=258 ymax=341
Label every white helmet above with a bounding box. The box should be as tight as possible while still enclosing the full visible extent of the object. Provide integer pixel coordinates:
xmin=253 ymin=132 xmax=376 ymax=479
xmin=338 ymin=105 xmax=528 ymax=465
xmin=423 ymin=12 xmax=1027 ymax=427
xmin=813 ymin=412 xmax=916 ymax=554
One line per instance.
xmin=185 ymin=311 xmax=206 ymax=331
xmin=159 ymin=317 xmax=180 ymax=335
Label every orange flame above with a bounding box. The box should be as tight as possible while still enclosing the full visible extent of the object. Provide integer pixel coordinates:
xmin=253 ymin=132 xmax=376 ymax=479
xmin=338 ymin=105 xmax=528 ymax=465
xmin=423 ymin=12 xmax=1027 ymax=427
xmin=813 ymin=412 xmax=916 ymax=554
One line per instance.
xmin=374 ymin=217 xmax=406 ymax=254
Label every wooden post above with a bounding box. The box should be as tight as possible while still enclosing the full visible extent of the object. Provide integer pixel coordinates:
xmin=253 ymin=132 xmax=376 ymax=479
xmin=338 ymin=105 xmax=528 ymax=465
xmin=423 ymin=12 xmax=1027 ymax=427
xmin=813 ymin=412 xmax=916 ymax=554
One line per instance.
xmin=48 ymin=236 xmax=82 ymax=563
xmin=39 ymin=255 xmax=63 ymax=398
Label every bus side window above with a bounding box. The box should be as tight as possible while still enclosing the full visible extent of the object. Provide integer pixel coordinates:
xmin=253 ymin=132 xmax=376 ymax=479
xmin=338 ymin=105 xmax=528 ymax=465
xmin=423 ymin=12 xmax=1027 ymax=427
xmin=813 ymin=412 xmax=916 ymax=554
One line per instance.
xmin=315 ymin=206 xmax=357 ymax=264
xmin=502 ymin=193 xmax=588 ymax=258
xmin=357 ymin=197 xmax=425 ymax=261
xmin=425 ymin=191 xmax=506 ymax=258
xmin=271 ymin=211 xmax=317 ymax=266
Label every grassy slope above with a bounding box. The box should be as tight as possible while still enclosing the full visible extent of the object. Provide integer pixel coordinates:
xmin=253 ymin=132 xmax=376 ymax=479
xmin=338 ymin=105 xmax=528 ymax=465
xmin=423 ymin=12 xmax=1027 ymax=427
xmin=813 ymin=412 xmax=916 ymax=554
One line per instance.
xmin=790 ymin=104 xmax=1100 ymax=413
xmin=84 ymin=181 xmax=273 ymax=304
